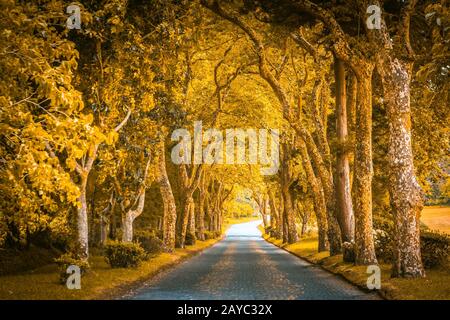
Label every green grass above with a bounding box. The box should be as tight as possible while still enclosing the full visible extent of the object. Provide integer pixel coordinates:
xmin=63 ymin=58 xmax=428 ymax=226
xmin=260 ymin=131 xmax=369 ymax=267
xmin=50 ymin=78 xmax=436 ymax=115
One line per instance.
xmin=0 ymin=216 xmax=257 ymax=300
xmin=262 ymin=226 xmax=450 ymax=300
xmin=421 ymin=206 xmax=450 ymax=234
xmin=0 ymin=239 xmax=219 ymax=300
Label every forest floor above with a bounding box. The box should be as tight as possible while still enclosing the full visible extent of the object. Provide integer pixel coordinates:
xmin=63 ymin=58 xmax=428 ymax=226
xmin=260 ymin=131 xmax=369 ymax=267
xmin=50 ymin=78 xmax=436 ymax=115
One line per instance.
xmin=261 ymin=228 xmax=450 ymax=300
xmin=0 ymin=217 xmax=258 ymax=300
xmin=421 ymin=206 xmax=450 ymax=234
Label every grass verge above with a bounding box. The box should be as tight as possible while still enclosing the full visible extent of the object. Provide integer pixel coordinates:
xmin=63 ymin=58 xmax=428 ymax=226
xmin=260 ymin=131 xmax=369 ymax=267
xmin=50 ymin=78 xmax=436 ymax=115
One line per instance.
xmin=260 ymin=226 xmax=450 ymax=300
xmin=0 ymin=238 xmax=219 ymax=300
xmin=0 ymin=217 xmax=257 ymax=300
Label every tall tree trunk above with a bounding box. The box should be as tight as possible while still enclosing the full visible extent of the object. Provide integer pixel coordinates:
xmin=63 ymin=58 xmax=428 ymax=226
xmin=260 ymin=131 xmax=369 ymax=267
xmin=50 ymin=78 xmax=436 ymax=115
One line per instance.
xmin=282 ymin=187 xmax=298 ymax=244
xmin=177 ymin=194 xmax=194 ymax=248
xmin=109 ymin=209 xmax=117 ymax=240
xmin=299 ymin=142 xmax=329 ymax=251
xmin=301 ymin=209 xmax=310 ymax=236
xmin=377 ymin=58 xmax=424 ymax=277
xmin=334 ymin=58 xmax=355 ymax=243
xmin=100 ymin=215 xmax=109 ymax=245
xmin=268 ymin=190 xmax=281 ymax=239
xmin=101 ymin=192 xmax=115 ymax=245
xmin=278 ymin=193 xmax=284 ymax=241
xmin=196 ymin=189 xmax=206 ymax=240
xmin=122 ymin=211 xmax=134 ymax=243
xmin=353 ymin=71 xmax=377 ymax=265
xmin=261 ymin=211 xmax=268 ymax=228
xmin=77 ymin=176 xmax=89 ymax=260
xmin=158 ymin=140 xmax=177 ymax=251
xmin=280 ymin=144 xmax=298 ymax=244
xmin=362 ymin=0 xmax=424 ymax=276
xmin=187 ymin=201 xmax=196 ymax=244
xmin=256 ymin=193 xmax=269 ymax=228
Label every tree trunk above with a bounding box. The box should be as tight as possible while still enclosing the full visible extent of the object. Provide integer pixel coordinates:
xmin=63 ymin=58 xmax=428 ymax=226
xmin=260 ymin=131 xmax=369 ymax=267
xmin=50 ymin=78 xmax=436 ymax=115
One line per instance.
xmin=100 ymin=215 xmax=109 ymax=245
xmin=268 ymin=190 xmax=281 ymax=239
xmin=77 ymin=176 xmax=89 ymax=261
xmin=109 ymin=208 xmax=117 ymax=240
xmin=278 ymin=193 xmax=284 ymax=240
xmin=301 ymin=209 xmax=310 ymax=236
xmin=296 ymin=130 xmax=341 ymax=254
xmin=257 ymin=194 xmax=269 ymax=228
xmin=261 ymin=212 xmax=268 ymax=228
xmin=122 ymin=190 xmax=146 ymax=243
xmin=280 ymin=144 xmax=298 ymax=244
xmin=158 ymin=140 xmax=177 ymax=251
xmin=299 ymin=142 xmax=329 ymax=251
xmin=122 ymin=211 xmax=134 ymax=242
xmin=177 ymin=194 xmax=194 ymax=248
xmin=377 ymin=58 xmax=425 ymax=277
xmin=196 ymin=190 xmax=206 ymax=240
xmin=353 ymin=71 xmax=377 ymax=265
xmin=334 ymin=58 xmax=355 ymax=243
xmin=281 ymin=185 xmax=298 ymax=244
xmin=187 ymin=201 xmax=196 ymax=244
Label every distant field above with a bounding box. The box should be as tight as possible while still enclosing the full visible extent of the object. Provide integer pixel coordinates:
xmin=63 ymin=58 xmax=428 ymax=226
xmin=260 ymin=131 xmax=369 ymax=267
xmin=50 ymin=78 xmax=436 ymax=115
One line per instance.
xmin=421 ymin=206 xmax=450 ymax=234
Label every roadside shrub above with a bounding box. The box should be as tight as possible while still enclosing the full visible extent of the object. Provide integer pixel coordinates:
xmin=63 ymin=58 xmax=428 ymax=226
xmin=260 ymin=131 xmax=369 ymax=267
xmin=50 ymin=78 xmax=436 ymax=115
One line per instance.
xmin=264 ymin=226 xmax=273 ymax=234
xmin=373 ymin=229 xmax=393 ymax=262
xmin=54 ymin=253 xmax=90 ymax=284
xmin=185 ymin=232 xmax=196 ymax=246
xmin=203 ymin=231 xmax=221 ymax=240
xmin=421 ymin=231 xmax=450 ymax=268
xmin=104 ymin=241 xmax=146 ymax=268
xmin=269 ymin=230 xmax=280 ymax=239
xmin=134 ymin=230 xmax=163 ymax=256
xmin=203 ymin=231 xmax=214 ymax=240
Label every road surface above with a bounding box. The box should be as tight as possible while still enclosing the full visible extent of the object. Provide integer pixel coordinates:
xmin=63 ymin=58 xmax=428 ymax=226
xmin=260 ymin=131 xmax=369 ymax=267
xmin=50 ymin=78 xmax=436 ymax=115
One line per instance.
xmin=127 ymin=220 xmax=379 ymax=300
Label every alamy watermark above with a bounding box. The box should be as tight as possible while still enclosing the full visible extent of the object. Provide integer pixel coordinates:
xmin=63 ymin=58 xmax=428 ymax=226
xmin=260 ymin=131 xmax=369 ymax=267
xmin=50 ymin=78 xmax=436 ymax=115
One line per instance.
xmin=366 ymin=265 xmax=381 ymax=290
xmin=66 ymin=265 xmax=81 ymax=289
xmin=366 ymin=5 xmax=381 ymax=30
xmin=170 ymin=121 xmax=280 ymax=175
xmin=66 ymin=4 xmax=81 ymax=30
xmin=64 ymin=4 xmax=381 ymax=31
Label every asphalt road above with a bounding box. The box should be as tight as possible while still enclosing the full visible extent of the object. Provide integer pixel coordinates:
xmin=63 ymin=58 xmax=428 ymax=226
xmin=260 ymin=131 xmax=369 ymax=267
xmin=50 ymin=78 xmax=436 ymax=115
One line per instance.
xmin=127 ymin=220 xmax=380 ymax=300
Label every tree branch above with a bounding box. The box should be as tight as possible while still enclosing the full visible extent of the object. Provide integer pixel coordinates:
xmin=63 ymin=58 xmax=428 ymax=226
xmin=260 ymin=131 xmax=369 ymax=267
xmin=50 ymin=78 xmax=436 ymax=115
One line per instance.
xmin=114 ymin=108 xmax=132 ymax=132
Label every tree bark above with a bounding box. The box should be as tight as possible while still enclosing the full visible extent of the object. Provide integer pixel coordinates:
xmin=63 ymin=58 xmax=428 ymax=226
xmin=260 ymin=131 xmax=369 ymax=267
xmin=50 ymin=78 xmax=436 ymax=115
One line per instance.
xmin=100 ymin=191 xmax=115 ymax=245
xmin=377 ymin=58 xmax=424 ymax=277
xmin=177 ymin=193 xmax=195 ymax=248
xmin=121 ymin=190 xmax=146 ymax=242
xmin=77 ymin=176 xmax=89 ymax=260
xmin=256 ymin=193 xmax=269 ymax=228
xmin=158 ymin=139 xmax=177 ymax=251
xmin=301 ymin=209 xmax=310 ymax=236
xmin=196 ymin=185 xmax=207 ymax=240
xmin=282 ymin=187 xmax=298 ymax=244
xmin=334 ymin=58 xmax=355 ymax=243
xmin=187 ymin=200 xmax=196 ymax=244
xmin=281 ymin=144 xmax=298 ymax=244
xmin=360 ymin=0 xmax=424 ymax=276
xmin=268 ymin=189 xmax=282 ymax=239
xmin=299 ymin=141 xmax=329 ymax=251
xmin=100 ymin=215 xmax=108 ymax=245
xmin=353 ymin=71 xmax=377 ymax=265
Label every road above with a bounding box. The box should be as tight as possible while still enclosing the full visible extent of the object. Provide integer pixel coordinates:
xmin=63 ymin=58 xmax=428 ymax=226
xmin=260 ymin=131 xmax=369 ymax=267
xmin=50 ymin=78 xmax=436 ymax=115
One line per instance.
xmin=128 ymin=220 xmax=380 ymax=300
